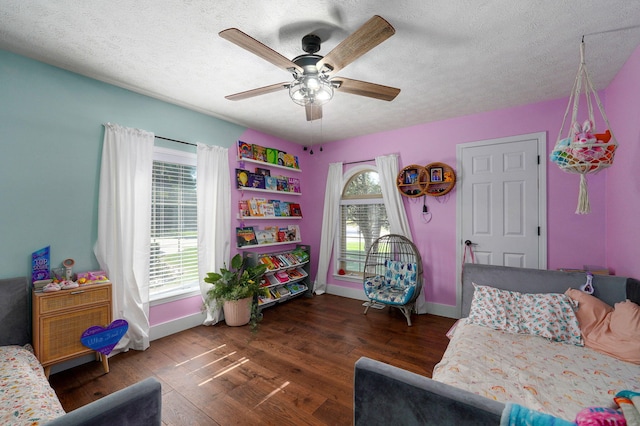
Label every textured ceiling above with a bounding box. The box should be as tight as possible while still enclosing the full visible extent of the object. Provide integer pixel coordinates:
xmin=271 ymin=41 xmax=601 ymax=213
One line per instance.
xmin=2 ymin=1 xmax=640 ymax=145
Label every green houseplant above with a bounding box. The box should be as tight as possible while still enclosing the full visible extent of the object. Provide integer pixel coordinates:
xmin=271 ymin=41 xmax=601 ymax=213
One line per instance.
xmin=204 ymin=254 xmax=268 ymax=329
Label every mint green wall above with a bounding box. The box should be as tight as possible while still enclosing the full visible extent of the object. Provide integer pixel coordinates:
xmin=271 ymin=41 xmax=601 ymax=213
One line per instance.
xmin=0 ymin=50 xmax=246 ymax=279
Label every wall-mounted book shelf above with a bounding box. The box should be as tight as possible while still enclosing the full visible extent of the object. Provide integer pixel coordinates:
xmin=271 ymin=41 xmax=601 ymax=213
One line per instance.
xmin=238 ymin=157 xmax=302 ymax=173
xmin=238 ymin=186 xmax=302 ymax=196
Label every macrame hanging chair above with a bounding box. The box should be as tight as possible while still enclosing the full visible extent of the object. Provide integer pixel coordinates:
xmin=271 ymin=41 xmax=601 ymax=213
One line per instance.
xmin=550 ymin=39 xmax=618 ymax=214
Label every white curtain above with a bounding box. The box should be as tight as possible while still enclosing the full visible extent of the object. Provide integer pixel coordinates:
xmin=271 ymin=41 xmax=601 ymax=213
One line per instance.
xmin=376 ymin=154 xmax=412 ymax=238
xmin=313 ymin=162 xmax=343 ymax=294
xmin=95 ymin=123 xmax=154 ymax=353
xmin=376 ymin=154 xmax=426 ymax=313
xmin=196 ymin=144 xmax=231 ymax=325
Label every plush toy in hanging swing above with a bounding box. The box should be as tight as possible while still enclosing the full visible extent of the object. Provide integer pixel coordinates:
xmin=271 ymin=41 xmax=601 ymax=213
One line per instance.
xmin=569 ymin=119 xmax=605 ymax=161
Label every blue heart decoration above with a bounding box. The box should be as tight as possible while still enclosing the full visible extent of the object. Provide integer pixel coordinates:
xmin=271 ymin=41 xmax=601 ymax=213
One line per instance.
xmin=81 ymin=319 xmax=128 ymax=355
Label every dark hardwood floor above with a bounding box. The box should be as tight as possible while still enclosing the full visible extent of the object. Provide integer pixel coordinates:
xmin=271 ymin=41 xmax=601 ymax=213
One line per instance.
xmin=49 ymin=294 xmax=456 ymax=425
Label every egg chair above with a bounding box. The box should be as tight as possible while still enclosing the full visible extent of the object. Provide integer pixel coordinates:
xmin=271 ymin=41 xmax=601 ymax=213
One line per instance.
xmin=362 ymin=234 xmax=423 ymax=326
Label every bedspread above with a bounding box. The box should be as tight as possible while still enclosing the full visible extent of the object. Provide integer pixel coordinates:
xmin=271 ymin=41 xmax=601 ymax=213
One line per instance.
xmin=0 ymin=345 xmax=65 ymax=425
xmin=432 ymin=321 xmax=640 ymax=422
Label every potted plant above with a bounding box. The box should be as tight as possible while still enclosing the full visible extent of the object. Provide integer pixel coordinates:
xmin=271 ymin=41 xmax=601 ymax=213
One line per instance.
xmin=204 ymin=254 xmax=268 ymax=329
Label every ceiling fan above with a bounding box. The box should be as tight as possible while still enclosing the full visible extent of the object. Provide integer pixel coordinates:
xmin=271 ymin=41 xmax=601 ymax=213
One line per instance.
xmin=219 ymin=15 xmax=401 ymax=121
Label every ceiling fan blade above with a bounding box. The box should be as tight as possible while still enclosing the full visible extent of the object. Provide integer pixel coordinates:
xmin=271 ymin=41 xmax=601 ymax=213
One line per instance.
xmin=333 ymin=77 xmax=400 ymax=101
xmin=316 ymin=15 xmax=395 ymax=76
xmin=225 ymin=82 xmax=289 ymax=101
xmin=305 ymin=104 xmax=323 ymax=121
xmin=220 ymin=28 xmax=303 ymax=74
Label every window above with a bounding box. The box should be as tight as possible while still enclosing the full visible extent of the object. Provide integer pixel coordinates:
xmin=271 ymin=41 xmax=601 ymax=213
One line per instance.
xmin=149 ymin=147 xmax=199 ymax=300
xmin=337 ymin=168 xmax=389 ymax=277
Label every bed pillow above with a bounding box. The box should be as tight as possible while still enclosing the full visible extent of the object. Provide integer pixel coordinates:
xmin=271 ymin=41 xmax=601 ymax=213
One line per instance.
xmin=468 ymin=283 xmax=583 ymax=345
xmin=565 ymin=288 xmax=613 ymax=335
xmin=585 ymin=300 xmax=640 ymax=364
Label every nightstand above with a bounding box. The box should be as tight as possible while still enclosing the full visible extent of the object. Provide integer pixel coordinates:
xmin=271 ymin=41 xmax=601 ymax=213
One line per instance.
xmin=32 ymin=282 xmax=112 ymax=378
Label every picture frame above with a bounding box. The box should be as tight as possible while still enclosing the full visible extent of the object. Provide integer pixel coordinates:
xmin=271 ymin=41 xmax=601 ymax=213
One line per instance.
xmin=404 ymin=168 xmax=419 ymax=184
xmin=430 ymin=167 xmax=443 ymax=182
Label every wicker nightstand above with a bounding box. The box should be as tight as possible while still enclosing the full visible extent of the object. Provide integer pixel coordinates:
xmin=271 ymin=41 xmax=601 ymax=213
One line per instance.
xmin=32 ymin=282 xmax=112 ymax=378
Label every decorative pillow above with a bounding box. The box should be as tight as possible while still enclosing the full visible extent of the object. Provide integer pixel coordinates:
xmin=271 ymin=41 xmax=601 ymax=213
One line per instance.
xmin=468 ymin=283 xmax=583 ymax=345
xmin=585 ymin=300 xmax=640 ymax=364
xmin=384 ymin=260 xmax=417 ymax=290
xmin=565 ymin=288 xmax=613 ymax=335
xmin=565 ymin=289 xmax=640 ymax=364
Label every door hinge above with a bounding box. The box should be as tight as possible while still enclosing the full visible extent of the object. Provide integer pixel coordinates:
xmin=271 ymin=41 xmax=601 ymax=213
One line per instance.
xmin=537 ymin=226 xmax=541 ymax=236
xmin=537 ymin=155 xmax=540 ymax=165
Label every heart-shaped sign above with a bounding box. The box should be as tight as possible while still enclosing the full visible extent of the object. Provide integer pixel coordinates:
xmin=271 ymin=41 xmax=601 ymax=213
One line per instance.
xmin=81 ymin=319 xmax=128 ymax=355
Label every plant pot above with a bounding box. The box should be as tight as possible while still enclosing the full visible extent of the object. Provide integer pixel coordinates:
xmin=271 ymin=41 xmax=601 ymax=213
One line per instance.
xmin=222 ymin=297 xmax=252 ymax=326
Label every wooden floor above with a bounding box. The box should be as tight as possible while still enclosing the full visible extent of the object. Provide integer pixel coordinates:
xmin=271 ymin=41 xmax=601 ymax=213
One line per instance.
xmin=49 ymin=294 xmax=456 ymax=425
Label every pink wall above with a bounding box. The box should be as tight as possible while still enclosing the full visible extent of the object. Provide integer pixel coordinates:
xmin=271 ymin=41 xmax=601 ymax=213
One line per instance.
xmin=304 ymin=96 xmax=609 ymax=307
xmin=604 ymin=44 xmax=640 ymax=279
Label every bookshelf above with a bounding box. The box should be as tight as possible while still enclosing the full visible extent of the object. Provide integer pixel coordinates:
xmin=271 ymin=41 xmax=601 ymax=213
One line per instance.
xmin=235 ymin=140 xmax=305 ymax=250
xmin=243 ymin=245 xmax=312 ymax=310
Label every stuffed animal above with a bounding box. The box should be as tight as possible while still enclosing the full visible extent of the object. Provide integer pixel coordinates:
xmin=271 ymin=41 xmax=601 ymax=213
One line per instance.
xmin=594 ymin=129 xmax=612 ymax=143
xmin=570 ymin=119 xmax=604 ymax=161
xmin=573 ymin=119 xmax=597 ymax=144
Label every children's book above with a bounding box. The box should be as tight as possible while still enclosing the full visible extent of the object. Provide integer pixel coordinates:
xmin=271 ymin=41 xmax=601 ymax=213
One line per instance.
xmin=259 ymin=256 xmax=276 ymax=270
xmin=255 ymin=167 xmax=270 ymax=176
xmin=279 ymin=202 xmax=290 ymax=216
xmin=264 ymin=226 xmax=279 ymax=243
xmin=248 ymin=198 xmax=263 ymax=216
xmin=288 ymin=224 xmax=301 ymax=241
xmin=259 ymin=201 xmax=275 ymax=217
xmin=289 ymin=203 xmax=302 ymax=217
xmin=264 ymin=176 xmax=278 ymax=191
xmin=271 ymin=200 xmax=281 ymax=216
xmin=238 ymin=141 xmax=253 ymax=159
xmin=277 ymin=151 xmax=286 ymax=166
xmin=252 ymin=144 xmax=267 ymax=162
xmin=248 ymin=173 xmax=265 ymax=189
xmin=266 ymin=148 xmax=278 ymax=164
xmin=238 ymin=200 xmax=250 ymax=218
xmin=283 ymin=153 xmax=297 ymax=169
xmin=236 ymin=169 xmax=251 ymax=188
xmin=288 ymin=177 xmax=301 ymax=193
xmin=278 ymin=285 xmax=291 ymax=296
xmin=276 ymin=177 xmax=289 ymax=192
xmin=255 ymin=229 xmax=274 ymax=244
xmin=236 ymin=227 xmax=258 ymax=247
xmin=275 ymin=271 xmax=290 ymax=283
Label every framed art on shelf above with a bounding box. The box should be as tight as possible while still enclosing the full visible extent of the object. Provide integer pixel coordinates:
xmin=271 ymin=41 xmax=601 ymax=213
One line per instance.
xmin=430 ymin=167 xmax=443 ymax=182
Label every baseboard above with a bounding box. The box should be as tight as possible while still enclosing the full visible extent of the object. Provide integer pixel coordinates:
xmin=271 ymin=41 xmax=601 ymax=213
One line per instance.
xmin=325 ymin=284 xmax=460 ymax=319
xmin=325 ymin=284 xmax=368 ymax=301
xmin=150 ymin=311 xmax=206 ymax=341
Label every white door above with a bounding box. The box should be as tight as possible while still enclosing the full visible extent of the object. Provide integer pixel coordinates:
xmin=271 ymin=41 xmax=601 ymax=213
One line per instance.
xmin=456 ymin=133 xmax=547 ymax=308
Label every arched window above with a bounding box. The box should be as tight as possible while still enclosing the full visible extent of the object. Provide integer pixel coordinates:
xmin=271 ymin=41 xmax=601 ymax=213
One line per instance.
xmin=337 ymin=168 xmax=390 ymax=277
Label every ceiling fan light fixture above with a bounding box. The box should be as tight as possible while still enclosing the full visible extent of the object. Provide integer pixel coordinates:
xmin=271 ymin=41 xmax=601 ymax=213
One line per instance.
xmin=289 ymin=75 xmax=333 ymax=106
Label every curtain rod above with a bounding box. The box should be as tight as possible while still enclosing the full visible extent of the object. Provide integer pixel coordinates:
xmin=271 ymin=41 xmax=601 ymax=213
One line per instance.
xmin=344 ymin=158 xmax=375 ymax=165
xmin=155 ymin=135 xmax=196 ymax=147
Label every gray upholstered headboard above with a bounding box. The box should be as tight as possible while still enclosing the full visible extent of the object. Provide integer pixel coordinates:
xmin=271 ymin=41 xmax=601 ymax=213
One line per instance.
xmin=461 ymin=264 xmax=638 ymax=317
xmin=0 ymin=276 xmax=31 ymax=346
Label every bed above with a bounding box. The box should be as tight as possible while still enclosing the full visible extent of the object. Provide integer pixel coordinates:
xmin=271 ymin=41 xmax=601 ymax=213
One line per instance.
xmin=0 ymin=276 xmax=162 ymax=426
xmin=432 ymin=263 xmax=640 ymax=422
xmin=353 ymin=263 xmax=640 ymax=425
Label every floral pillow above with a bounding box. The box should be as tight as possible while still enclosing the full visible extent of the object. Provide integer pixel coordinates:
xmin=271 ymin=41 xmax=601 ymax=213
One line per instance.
xmin=468 ymin=283 xmax=583 ymax=346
